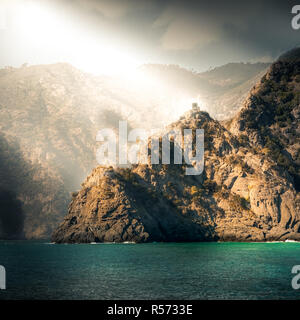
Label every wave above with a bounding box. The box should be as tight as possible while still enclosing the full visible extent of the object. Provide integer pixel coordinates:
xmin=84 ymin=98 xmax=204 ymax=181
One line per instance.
xmin=89 ymin=241 xmax=136 ymax=244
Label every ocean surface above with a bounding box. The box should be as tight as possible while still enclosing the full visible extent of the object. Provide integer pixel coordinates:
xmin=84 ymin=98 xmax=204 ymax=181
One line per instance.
xmin=0 ymin=241 xmax=300 ymax=300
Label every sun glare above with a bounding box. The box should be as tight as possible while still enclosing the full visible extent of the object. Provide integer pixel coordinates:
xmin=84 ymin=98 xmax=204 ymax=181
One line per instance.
xmin=12 ymin=1 xmax=141 ymax=76
xmin=8 ymin=1 xmax=204 ymax=124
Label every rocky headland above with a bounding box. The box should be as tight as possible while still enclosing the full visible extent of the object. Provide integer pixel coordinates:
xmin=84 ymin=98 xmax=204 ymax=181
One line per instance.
xmin=52 ymin=50 xmax=300 ymax=243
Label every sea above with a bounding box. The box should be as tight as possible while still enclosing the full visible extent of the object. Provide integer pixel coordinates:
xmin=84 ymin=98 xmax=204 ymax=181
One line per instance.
xmin=0 ymin=241 xmax=300 ymax=300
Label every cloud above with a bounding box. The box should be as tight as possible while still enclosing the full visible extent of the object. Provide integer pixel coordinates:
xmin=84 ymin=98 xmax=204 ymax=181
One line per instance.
xmin=76 ymin=0 xmax=146 ymax=19
xmin=1 ymin=0 xmax=299 ymax=73
xmin=153 ymin=3 xmax=229 ymax=51
xmin=157 ymin=18 xmax=219 ymax=50
xmin=153 ymin=0 xmax=298 ymax=55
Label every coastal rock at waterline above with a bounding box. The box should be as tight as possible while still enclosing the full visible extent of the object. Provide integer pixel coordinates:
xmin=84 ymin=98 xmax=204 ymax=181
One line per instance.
xmin=52 ymin=108 xmax=300 ymax=243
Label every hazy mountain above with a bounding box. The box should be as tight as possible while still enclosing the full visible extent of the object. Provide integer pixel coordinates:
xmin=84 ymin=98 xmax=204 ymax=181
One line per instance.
xmin=138 ymin=62 xmax=270 ymax=119
xmin=0 ymin=132 xmax=69 ymax=238
xmin=0 ymin=63 xmax=139 ymax=238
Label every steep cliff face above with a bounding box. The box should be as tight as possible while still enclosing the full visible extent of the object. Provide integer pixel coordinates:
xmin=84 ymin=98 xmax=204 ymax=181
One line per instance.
xmin=228 ymin=48 xmax=300 ymax=192
xmin=52 ymin=104 xmax=300 ymax=243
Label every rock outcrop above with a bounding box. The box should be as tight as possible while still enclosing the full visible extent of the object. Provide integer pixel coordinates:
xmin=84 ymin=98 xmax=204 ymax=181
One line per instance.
xmin=52 ymin=65 xmax=300 ymax=243
xmin=228 ymin=48 xmax=300 ymax=192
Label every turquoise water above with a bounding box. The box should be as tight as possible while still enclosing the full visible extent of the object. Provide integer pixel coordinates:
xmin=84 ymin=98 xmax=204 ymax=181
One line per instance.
xmin=0 ymin=241 xmax=300 ymax=300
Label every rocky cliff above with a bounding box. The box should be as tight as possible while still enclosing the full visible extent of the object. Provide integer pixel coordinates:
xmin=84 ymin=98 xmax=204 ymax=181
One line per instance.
xmin=52 ymin=51 xmax=300 ymax=245
xmin=228 ymin=48 xmax=300 ymax=191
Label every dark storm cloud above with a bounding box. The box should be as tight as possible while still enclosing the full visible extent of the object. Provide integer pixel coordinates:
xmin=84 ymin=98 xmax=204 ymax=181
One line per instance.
xmin=67 ymin=0 xmax=300 ymax=68
xmin=155 ymin=0 xmax=300 ymax=68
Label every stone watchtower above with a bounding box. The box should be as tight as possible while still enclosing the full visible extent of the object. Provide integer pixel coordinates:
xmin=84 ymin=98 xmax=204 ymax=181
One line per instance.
xmin=192 ymin=102 xmax=200 ymax=112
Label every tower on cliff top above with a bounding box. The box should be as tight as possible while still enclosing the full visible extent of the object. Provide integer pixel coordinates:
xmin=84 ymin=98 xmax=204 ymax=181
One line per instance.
xmin=192 ymin=102 xmax=200 ymax=112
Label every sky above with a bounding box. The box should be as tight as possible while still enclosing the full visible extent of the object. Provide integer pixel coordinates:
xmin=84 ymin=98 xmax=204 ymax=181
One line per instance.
xmin=0 ymin=0 xmax=300 ymax=75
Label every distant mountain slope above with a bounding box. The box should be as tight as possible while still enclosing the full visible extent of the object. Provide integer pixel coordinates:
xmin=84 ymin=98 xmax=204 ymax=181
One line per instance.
xmin=200 ymin=62 xmax=270 ymax=88
xmin=0 ymin=132 xmax=69 ymax=238
xmin=138 ymin=62 xmax=270 ymax=119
